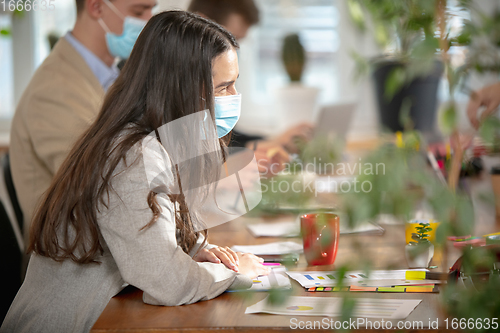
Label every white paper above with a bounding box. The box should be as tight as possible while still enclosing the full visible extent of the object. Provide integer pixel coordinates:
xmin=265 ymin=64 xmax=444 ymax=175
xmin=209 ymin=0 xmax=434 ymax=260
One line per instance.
xmin=247 ymin=221 xmax=300 ymax=237
xmin=339 ymin=222 xmax=384 ymax=235
xmin=286 ymin=270 xmax=431 ymax=289
xmin=246 ymin=220 xmax=383 ymax=238
xmin=231 ymin=241 xmax=303 ymax=255
xmin=249 ymin=267 xmax=292 ymax=291
xmin=245 ymin=295 xmax=422 ymax=319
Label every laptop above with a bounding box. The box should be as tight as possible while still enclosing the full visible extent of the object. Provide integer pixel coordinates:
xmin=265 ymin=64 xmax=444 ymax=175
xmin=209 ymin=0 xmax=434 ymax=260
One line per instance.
xmin=314 ymin=103 xmax=356 ymax=141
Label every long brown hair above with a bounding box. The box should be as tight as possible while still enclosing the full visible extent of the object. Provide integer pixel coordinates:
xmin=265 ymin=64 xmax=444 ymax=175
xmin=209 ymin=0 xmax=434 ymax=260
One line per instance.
xmin=28 ymin=11 xmax=239 ymax=263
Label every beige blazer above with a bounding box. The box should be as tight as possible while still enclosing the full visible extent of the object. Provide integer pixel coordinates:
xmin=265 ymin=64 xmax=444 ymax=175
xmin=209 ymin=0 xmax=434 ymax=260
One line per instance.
xmin=10 ymin=37 xmax=104 ymax=242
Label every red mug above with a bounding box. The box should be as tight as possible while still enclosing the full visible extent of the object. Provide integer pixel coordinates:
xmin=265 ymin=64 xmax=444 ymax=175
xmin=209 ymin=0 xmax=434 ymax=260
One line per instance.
xmin=301 ymin=213 xmax=340 ymax=266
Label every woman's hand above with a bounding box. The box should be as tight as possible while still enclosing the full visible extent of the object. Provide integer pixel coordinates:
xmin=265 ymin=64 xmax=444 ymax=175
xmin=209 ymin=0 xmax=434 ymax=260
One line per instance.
xmin=237 ymin=252 xmax=270 ymax=279
xmin=194 ymin=246 xmax=240 ymax=272
xmin=253 ymin=141 xmax=290 ymax=177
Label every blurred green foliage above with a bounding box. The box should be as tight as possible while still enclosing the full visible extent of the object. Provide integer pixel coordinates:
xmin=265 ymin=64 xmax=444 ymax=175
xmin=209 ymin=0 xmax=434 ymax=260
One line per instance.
xmin=0 ymin=27 xmax=11 ymax=36
xmin=348 ymin=0 xmax=436 ymax=56
xmin=439 ymin=102 xmax=458 ymax=135
xmin=348 ymin=0 xmax=441 ymax=99
xmin=443 ymin=247 xmax=500 ymax=331
xmin=252 ymin=135 xmax=342 ymax=215
xmin=479 ymin=116 xmax=500 ymax=151
xmin=453 ymin=2 xmax=500 ymax=74
xmin=267 ymin=0 xmax=500 ymax=328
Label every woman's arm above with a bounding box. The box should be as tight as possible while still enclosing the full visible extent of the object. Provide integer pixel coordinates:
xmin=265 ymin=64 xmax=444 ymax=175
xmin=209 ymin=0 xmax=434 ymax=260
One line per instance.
xmin=97 ymin=140 xmax=253 ymax=306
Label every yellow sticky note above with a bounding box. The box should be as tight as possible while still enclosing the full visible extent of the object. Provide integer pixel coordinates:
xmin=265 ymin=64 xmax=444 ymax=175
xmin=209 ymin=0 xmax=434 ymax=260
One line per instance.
xmin=406 ymin=271 xmax=426 ymax=280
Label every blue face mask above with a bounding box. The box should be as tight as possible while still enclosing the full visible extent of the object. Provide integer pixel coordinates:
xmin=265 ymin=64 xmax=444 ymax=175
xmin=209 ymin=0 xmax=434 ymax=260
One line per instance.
xmin=214 ymin=94 xmax=242 ymax=138
xmin=98 ymin=0 xmax=146 ymax=59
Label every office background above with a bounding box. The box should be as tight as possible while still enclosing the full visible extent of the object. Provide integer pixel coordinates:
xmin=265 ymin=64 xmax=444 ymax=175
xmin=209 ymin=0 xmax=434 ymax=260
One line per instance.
xmin=0 ymin=0 xmax=499 ymax=143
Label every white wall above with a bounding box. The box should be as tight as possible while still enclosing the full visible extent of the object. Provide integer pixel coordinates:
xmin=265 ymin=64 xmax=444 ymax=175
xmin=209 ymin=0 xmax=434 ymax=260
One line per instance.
xmin=336 ymin=0 xmax=380 ymax=141
xmin=7 ymin=0 xmax=499 ymax=140
xmin=157 ymin=0 xmax=190 ymax=11
xmin=235 ymin=0 xmax=384 ymax=141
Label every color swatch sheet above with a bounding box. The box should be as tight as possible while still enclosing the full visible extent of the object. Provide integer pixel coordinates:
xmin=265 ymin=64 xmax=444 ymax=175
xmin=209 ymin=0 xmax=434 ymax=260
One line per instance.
xmin=248 ymin=267 xmax=292 ymax=291
xmin=231 ymin=241 xmax=303 ymax=255
xmin=306 ymin=284 xmax=438 ymax=293
xmin=287 ymin=270 xmax=441 ymax=289
xmin=246 ymin=295 xmax=422 ymax=319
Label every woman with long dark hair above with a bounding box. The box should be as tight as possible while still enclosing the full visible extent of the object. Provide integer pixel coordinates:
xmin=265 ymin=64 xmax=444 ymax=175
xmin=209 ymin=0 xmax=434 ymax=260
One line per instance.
xmin=1 ymin=11 xmax=268 ymax=333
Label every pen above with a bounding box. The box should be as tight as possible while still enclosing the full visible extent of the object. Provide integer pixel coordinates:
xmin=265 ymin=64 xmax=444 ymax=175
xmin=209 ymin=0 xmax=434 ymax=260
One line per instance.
xmin=262 ymin=262 xmax=281 ymax=266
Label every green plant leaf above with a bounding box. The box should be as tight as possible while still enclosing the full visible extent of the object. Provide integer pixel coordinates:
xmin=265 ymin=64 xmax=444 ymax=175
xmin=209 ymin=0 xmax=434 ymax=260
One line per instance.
xmin=479 ymin=116 xmax=500 ymax=146
xmin=411 ymin=36 xmax=439 ymax=60
xmin=347 ymin=0 xmax=366 ymax=31
xmin=399 ymin=97 xmax=413 ymax=131
xmin=455 ymin=30 xmax=471 ymax=45
xmin=0 ymin=28 xmax=11 ymax=37
xmin=384 ymin=67 xmax=406 ymax=101
xmin=350 ymin=50 xmax=370 ymax=81
xmin=439 ymin=103 xmax=457 ymax=135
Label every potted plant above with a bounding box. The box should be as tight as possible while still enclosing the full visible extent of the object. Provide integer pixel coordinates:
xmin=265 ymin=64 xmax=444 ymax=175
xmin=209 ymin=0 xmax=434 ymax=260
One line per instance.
xmin=348 ymin=0 xmax=444 ymax=133
xmin=275 ymin=33 xmax=320 ymax=132
xmin=405 ymin=222 xmax=434 ymax=268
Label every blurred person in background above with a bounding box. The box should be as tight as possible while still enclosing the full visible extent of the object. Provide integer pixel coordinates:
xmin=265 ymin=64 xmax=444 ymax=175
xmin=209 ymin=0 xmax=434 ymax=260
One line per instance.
xmin=10 ymin=0 xmax=156 ymax=244
xmin=188 ymin=0 xmax=314 ymax=173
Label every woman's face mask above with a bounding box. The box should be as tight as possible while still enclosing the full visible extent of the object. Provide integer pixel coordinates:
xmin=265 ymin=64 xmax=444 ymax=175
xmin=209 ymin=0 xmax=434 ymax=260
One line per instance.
xmin=214 ymin=94 xmax=242 ymax=138
xmin=98 ymin=0 xmax=147 ymax=59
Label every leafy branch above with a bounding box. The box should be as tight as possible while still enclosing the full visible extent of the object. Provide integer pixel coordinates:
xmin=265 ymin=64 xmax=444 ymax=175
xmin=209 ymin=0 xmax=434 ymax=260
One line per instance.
xmin=409 ymin=222 xmax=433 ymax=245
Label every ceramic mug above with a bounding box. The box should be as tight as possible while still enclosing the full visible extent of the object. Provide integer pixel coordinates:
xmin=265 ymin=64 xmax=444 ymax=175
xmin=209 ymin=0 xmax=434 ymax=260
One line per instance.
xmin=301 ymin=213 xmax=340 ymax=266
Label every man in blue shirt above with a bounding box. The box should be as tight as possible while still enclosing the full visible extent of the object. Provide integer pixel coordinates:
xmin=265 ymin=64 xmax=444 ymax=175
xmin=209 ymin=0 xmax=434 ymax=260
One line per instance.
xmin=10 ymin=0 xmax=156 ymax=253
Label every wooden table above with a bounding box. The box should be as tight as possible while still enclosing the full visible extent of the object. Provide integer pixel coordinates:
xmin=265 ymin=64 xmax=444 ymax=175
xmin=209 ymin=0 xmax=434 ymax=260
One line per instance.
xmin=91 ymin=151 xmax=500 ymax=333
xmin=91 ymin=214 xmax=465 ymax=333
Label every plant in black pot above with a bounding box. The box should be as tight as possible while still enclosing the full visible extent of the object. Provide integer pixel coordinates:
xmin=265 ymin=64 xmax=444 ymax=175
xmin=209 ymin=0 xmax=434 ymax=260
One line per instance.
xmin=348 ymin=0 xmax=444 ymax=134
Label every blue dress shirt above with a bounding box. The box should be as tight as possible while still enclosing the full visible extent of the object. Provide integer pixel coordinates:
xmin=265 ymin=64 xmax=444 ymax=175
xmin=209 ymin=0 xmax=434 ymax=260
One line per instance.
xmin=64 ymin=32 xmax=120 ymax=91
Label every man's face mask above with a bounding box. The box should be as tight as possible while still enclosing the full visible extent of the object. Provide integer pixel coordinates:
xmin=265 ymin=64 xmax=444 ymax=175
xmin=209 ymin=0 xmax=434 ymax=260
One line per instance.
xmin=98 ymin=0 xmax=147 ymax=59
